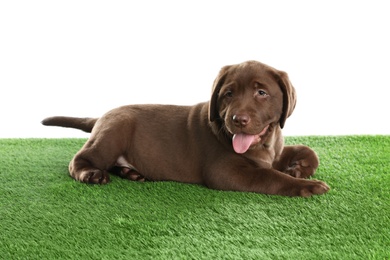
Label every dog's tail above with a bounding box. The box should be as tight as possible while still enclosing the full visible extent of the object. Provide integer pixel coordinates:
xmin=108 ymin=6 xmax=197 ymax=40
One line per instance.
xmin=41 ymin=116 xmax=98 ymax=133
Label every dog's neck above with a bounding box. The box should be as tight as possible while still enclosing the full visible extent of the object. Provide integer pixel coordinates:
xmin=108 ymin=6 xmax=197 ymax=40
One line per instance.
xmin=209 ymin=118 xmax=234 ymax=146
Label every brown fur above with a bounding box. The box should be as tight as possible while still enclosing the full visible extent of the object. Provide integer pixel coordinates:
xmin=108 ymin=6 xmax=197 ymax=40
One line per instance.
xmin=42 ymin=60 xmax=329 ymax=197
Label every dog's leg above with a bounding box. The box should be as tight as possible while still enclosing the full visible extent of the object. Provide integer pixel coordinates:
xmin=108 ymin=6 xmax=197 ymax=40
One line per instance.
xmin=68 ymin=134 xmax=128 ymax=184
xmin=206 ymin=157 xmax=329 ymax=197
xmin=273 ymin=145 xmax=319 ymax=179
xmin=69 ymin=153 xmax=110 ymax=184
xmin=68 ymin=147 xmax=114 ymax=184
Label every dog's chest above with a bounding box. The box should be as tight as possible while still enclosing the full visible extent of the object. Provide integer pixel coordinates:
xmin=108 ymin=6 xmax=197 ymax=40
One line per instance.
xmin=245 ymin=147 xmax=275 ymax=168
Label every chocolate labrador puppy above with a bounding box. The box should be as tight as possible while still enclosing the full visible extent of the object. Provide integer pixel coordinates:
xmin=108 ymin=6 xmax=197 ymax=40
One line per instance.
xmin=42 ymin=60 xmax=329 ymax=197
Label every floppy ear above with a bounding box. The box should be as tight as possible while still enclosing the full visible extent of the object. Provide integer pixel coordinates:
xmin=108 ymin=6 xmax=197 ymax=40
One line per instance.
xmin=209 ymin=65 xmax=231 ymax=122
xmin=276 ymin=71 xmax=297 ymax=128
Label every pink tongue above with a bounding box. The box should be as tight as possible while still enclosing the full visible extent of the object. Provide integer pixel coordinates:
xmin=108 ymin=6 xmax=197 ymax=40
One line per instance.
xmin=232 ymin=133 xmax=256 ymax=154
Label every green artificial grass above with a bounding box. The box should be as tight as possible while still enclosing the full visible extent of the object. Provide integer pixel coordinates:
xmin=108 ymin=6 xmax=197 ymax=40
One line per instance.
xmin=0 ymin=136 xmax=389 ymax=259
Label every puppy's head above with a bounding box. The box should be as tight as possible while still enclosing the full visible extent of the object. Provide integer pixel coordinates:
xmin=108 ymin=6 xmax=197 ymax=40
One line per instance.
xmin=209 ymin=61 xmax=296 ymax=153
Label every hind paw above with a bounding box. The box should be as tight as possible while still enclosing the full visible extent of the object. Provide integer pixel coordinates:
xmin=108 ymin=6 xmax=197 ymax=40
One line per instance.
xmin=75 ymin=169 xmax=110 ymax=184
xmin=110 ymin=166 xmax=147 ymax=182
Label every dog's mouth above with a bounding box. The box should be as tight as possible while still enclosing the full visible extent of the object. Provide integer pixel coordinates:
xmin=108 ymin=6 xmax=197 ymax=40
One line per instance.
xmin=232 ymin=125 xmax=269 ymax=154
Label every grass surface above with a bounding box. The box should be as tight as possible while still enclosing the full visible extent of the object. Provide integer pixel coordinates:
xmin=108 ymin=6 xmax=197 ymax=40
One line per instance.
xmin=0 ymin=136 xmax=389 ymax=259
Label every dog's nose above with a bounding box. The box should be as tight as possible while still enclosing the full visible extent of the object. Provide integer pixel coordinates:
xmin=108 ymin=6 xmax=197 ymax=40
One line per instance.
xmin=233 ymin=114 xmax=250 ymax=127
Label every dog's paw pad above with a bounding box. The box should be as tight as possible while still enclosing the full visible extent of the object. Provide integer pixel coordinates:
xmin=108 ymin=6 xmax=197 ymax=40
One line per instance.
xmin=285 ymin=160 xmax=316 ymax=179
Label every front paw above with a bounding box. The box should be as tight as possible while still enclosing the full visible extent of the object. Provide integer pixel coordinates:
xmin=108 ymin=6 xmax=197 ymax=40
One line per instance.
xmin=299 ymin=179 xmax=330 ymax=197
xmin=285 ymin=159 xmax=317 ymax=179
xmin=275 ymin=145 xmax=319 ymax=179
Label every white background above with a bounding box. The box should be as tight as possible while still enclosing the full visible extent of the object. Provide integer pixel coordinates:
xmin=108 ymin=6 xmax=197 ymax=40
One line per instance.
xmin=1 ymin=1 xmax=389 ymax=138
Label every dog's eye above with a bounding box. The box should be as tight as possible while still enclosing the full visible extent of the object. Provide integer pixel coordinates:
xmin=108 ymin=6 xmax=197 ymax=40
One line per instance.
xmin=257 ymin=90 xmax=267 ymax=96
xmin=225 ymin=91 xmax=233 ymax=98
